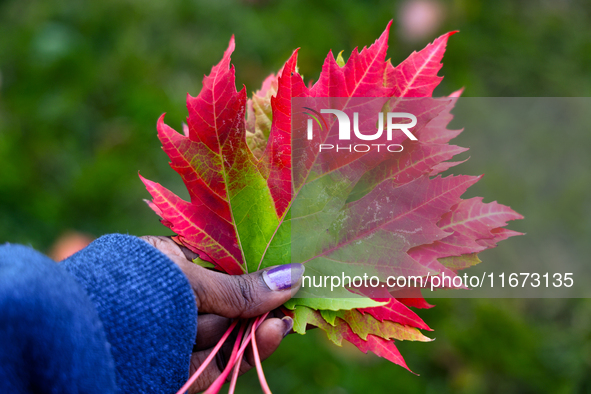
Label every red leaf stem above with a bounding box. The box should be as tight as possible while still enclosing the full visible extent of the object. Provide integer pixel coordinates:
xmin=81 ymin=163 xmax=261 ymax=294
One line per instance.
xmin=175 ymin=320 xmax=238 ymax=394
xmin=228 ymin=320 xmax=255 ymax=394
xmin=250 ymin=314 xmax=272 ymax=394
xmin=203 ymin=321 xmax=247 ymax=394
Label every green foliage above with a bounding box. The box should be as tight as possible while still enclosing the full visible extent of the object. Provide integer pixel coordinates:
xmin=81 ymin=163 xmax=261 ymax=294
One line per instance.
xmin=284 ymin=298 xmax=385 ymax=312
xmin=2 ymin=0 xmax=591 ymax=392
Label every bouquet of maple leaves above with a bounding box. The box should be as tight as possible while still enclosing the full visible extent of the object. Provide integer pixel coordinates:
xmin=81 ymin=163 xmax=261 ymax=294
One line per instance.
xmin=141 ymin=22 xmax=522 ymax=393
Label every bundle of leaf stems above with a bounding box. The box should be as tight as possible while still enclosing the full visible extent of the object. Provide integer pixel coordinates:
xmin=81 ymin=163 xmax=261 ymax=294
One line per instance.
xmin=175 ymin=312 xmax=271 ymax=394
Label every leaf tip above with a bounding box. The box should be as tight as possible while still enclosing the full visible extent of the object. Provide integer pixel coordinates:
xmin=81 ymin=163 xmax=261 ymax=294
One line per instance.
xmin=227 ymin=34 xmax=236 ymax=53
xmin=157 ymin=112 xmax=167 ymax=126
xmin=385 ymin=19 xmax=394 ymax=33
xmin=449 ymin=87 xmax=464 ymax=97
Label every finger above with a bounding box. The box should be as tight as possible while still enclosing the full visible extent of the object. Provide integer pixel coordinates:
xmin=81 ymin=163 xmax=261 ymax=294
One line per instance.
xmin=241 ymin=316 xmax=290 ymax=370
xmin=217 ymin=316 xmax=291 ymax=376
xmin=183 ymin=263 xmax=305 ymax=319
xmin=139 ymin=235 xmax=190 ymax=266
xmin=195 ymin=308 xmax=288 ymax=351
xmin=140 ymin=235 xmax=306 ymax=318
xmin=187 ymin=340 xmax=235 ymax=393
xmin=194 ymin=314 xmax=232 ymax=351
xmin=187 ymin=317 xmax=292 ymax=393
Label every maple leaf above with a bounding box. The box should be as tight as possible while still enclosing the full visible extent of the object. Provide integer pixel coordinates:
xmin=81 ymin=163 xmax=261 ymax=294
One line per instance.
xmin=290 ymin=305 xmax=414 ymax=372
xmin=142 ymin=21 xmax=523 ymax=377
xmin=141 ymin=37 xmax=282 ymax=275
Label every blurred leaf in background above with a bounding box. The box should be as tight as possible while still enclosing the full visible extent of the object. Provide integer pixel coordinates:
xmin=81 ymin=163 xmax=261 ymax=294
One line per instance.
xmin=1 ymin=0 xmax=591 ymax=393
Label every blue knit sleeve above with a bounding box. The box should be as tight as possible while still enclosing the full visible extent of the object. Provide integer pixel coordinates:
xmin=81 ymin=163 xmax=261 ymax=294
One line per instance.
xmin=0 ymin=243 xmax=117 ymax=393
xmin=61 ymin=234 xmax=198 ymax=393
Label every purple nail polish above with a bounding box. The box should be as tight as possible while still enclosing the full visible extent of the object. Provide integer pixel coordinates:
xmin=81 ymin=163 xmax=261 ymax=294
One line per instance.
xmin=262 ymin=263 xmax=305 ymax=291
xmin=282 ymin=316 xmax=294 ymax=337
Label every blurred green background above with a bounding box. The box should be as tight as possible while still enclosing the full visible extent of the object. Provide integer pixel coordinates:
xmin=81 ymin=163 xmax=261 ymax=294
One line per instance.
xmin=1 ymin=0 xmax=591 ymax=393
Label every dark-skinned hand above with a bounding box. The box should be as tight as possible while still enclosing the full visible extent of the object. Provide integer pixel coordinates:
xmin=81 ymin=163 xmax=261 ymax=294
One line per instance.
xmin=140 ymin=236 xmax=304 ymax=393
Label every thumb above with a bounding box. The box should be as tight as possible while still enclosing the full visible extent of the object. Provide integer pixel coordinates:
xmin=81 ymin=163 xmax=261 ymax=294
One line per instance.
xmin=182 ymin=263 xmax=305 ymax=319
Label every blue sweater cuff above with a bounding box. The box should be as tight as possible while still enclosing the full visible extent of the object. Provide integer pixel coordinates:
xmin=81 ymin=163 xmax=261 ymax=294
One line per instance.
xmin=61 ymin=234 xmax=197 ymax=393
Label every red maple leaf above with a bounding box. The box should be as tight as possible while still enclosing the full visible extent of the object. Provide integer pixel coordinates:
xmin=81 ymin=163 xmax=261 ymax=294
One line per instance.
xmin=142 ymin=22 xmax=523 ymax=390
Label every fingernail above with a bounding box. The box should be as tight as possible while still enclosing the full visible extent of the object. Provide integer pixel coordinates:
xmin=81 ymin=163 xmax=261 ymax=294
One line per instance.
xmin=281 ymin=316 xmax=294 ymax=337
xmin=262 ymin=263 xmax=305 ymax=291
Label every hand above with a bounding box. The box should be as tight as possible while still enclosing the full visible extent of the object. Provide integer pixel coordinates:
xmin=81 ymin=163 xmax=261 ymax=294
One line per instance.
xmin=140 ymin=236 xmax=304 ymax=393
